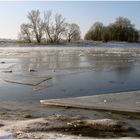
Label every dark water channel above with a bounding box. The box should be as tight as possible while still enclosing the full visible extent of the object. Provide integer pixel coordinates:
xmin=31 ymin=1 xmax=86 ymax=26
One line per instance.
xmin=0 ymin=48 xmax=140 ymax=103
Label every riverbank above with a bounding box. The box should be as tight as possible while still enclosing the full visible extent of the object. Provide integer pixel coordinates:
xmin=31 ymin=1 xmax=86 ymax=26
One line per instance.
xmin=0 ymin=100 xmax=140 ymax=139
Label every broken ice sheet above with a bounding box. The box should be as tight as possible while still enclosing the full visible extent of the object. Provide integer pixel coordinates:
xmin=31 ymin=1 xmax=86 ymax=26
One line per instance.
xmin=33 ymin=84 xmax=53 ymax=91
xmin=3 ymin=75 xmax=52 ymax=86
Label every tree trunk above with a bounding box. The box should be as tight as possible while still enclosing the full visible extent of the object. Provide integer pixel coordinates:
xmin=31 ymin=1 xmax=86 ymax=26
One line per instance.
xmin=36 ymin=34 xmax=41 ymax=43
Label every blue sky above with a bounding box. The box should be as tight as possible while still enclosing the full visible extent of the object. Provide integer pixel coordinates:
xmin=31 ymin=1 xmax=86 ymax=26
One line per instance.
xmin=0 ymin=1 xmax=140 ymax=39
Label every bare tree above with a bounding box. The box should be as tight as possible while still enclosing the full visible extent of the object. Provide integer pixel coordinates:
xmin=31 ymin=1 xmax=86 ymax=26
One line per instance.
xmin=19 ymin=9 xmax=82 ymax=43
xmin=53 ymin=14 xmax=66 ymax=43
xmin=44 ymin=11 xmax=54 ymax=43
xmin=44 ymin=12 xmax=66 ymax=43
xmin=19 ymin=23 xmax=32 ymax=43
xmin=65 ymin=23 xmax=81 ymax=42
xmin=27 ymin=10 xmax=44 ymax=43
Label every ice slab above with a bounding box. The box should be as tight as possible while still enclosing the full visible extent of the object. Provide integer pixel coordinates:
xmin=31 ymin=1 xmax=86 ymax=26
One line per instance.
xmin=3 ymin=75 xmax=52 ymax=86
xmin=41 ymin=90 xmax=140 ymax=113
xmin=0 ymin=64 xmax=15 ymax=70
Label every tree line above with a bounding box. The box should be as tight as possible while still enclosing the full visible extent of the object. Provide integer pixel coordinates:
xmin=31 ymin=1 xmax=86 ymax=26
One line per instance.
xmin=85 ymin=17 xmax=140 ymax=42
xmin=19 ymin=10 xmax=140 ymax=43
xmin=18 ymin=10 xmax=81 ymax=43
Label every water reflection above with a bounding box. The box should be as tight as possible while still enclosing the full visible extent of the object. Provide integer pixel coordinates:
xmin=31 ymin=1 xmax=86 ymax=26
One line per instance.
xmin=115 ymin=65 xmax=133 ymax=79
xmin=16 ymin=51 xmax=91 ymax=73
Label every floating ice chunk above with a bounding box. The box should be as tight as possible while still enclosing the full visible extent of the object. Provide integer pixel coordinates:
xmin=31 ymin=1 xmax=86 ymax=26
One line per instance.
xmin=0 ymin=131 xmax=14 ymax=139
xmin=79 ymin=53 xmax=85 ymax=56
xmin=104 ymin=99 xmax=107 ymax=103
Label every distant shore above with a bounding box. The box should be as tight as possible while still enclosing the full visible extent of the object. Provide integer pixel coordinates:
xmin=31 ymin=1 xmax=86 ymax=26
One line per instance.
xmin=0 ymin=40 xmax=140 ymax=48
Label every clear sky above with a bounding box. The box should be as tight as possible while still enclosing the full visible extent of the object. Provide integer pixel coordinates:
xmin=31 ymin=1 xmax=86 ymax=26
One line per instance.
xmin=0 ymin=1 xmax=140 ymax=39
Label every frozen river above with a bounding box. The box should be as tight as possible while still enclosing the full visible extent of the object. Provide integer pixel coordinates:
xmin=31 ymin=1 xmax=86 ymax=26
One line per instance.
xmin=0 ymin=46 xmax=140 ymax=103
